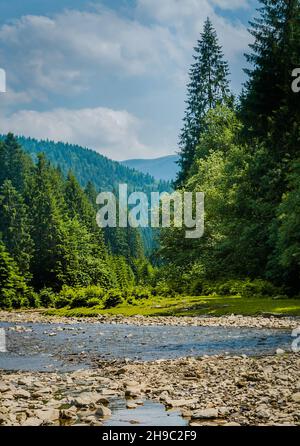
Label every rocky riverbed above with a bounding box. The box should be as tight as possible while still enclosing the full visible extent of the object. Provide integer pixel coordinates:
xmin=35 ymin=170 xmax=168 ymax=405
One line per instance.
xmin=0 ymin=311 xmax=300 ymax=426
xmin=0 ymin=310 xmax=299 ymax=329
xmin=0 ymin=354 xmax=300 ymax=426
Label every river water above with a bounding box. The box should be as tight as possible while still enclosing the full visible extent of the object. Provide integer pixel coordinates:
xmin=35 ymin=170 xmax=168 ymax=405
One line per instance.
xmin=0 ymin=321 xmax=293 ymax=372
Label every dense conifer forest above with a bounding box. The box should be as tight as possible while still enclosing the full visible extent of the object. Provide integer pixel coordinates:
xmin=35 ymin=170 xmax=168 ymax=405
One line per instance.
xmin=0 ymin=0 xmax=300 ymax=311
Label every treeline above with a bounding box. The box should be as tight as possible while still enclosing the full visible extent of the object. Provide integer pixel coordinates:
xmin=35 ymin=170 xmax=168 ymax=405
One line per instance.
xmin=0 ymin=134 xmax=151 ymax=308
xmin=160 ymin=1 xmax=300 ymax=296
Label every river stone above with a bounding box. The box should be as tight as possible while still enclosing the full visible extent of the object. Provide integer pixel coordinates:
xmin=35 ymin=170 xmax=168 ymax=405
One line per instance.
xmin=60 ymin=406 xmax=77 ymax=420
xmin=18 ymin=378 xmax=33 ymax=386
xmin=0 ymin=384 xmax=10 ymax=393
xmin=125 ymin=386 xmax=143 ymax=397
xmin=165 ymin=398 xmax=198 ymax=408
xmin=35 ymin=408 xmax=60 ymax=423
xmin=101 ymin=389 xmax=119 ymax=396
xmin=71 ymin=392 xmax=103 ymax=407
xmin=14 ymin=389 xmax=31 ymax=399
xmin=192 ymin=408 xmax=219 ymax=419
xmin=95 ymin=405 xmax=112 ymax=417
xmin=126 ymin=402 xmax=138 ymax=409
xmin=291 ymin=393 xmax=300 ymax=403
xmin=22 ymin=417 xmax=43 ymax=426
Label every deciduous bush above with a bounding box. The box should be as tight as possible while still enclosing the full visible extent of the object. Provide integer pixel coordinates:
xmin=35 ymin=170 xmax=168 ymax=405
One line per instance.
xmin=104 ymin=290 xmax=123 ymax=309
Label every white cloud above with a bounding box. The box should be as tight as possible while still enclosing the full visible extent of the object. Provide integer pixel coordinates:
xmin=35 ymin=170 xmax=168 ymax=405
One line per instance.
xmin=136 ymin=0 xmax=250 ymax=62
xmin=210 ymin=0 xmax=249 ymax=10
xmin=0 ymin=2 xmax=251 ymax=103
xmin=0 ymin=8 xmax=182 ymax=101
xmin=0 ymin=106 xmax=162 ymax=160
xmin=0 ymin=1 xmax=253 ymax=159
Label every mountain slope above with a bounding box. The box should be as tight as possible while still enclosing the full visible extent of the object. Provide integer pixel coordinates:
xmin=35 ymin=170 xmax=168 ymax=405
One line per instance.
xmin=0 ymin=135 xmax=170 ymax=194
xmin=122 ymin=155 xmax=179 ymax=182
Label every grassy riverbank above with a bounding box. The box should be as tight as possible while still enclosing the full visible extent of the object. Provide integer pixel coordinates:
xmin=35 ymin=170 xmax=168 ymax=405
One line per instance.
xmin=45 ymin=295 xmax=300 ymax=318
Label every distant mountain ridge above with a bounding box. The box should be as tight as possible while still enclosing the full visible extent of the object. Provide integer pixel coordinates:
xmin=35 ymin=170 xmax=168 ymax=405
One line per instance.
xmin=122 ymin=155 xmax=179 ymax=182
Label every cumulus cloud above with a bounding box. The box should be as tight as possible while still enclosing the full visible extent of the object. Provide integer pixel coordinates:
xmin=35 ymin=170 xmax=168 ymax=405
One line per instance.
xmin=0 ymin=1 xmax=251 ymax=103
xmin=136 ymin=0 xmax=250 ymax=63
xmin=0 ymin=1 xmax=253 ymax=159
xmin=0 ymin=106 xmax=162 ymax=160
xmin=0 ymin=8 xmax=181 ymax=102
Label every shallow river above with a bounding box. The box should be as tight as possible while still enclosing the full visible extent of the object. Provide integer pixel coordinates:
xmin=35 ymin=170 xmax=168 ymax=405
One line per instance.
xmin=0 ymin=321 xmax=293 ymax=372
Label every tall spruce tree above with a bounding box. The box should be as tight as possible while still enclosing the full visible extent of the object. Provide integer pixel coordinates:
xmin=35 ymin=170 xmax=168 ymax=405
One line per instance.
xmin=65 ymin=172 xmax=109 ymax=267
xmin=28 ymin=154 xmax=67 ymax=289
xmin=0 ymin=133 xmax=32 ymax=193
xmin=0 ymin=180 xmax=33 ymax=277
xmin=65 ymin=172 xmax=95 ymax=226
xmin=241 ymin=0 xmax=300 ymax=158
xmin=175 ymin=17 xmax=231 ymax=187
xmin=85 ymin=181 xmax=98 ymax=210
xmin=240 ymin=0 xmax=300 ymax=286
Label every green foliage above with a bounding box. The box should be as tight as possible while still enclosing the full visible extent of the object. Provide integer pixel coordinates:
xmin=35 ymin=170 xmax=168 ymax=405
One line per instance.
xmin=0 ymin=133 xmax=32 ymax=193
xmin=85 ymin=298 xmax=102 ymax=308
xmin=54 ymin=285 xmax=105 ymax=309
xmin=1 ymin=3 xmax=300 ymax=307
xmin=104 ymin=290 xmax=124 ymax=309
xmin=125 ymin=286 xmax=152 ymax=300
xmin=0 ymin=242 xmax=34 ymax=309
xmin=175 ymin=18 xmax=231 ymax=187
xmin=1 ymin=135 xmax=170 ymax=196
xmin=39 ymin=288 xmax=56 ymax=308
xmin=198 ymin=279 xmax=282 ymax=298
xmin=0 ymin=180 xmax=33 ymax=276
xmin=270 ymin=159 xmax=300 ymax=290
xmin=112 ymin=255 xmax=135 ymax=290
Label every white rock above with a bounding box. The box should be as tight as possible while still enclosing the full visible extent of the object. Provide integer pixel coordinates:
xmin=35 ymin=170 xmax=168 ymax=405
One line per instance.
xmin=22 ymin=417 xmax=43 ymax=426
xmin=71 ymin=392 xmax=103 ymax=407
xmin=35 ymin=408 xmax=60 ymax=423
xmin=192 ymin=408 xmax=219 ymax=419
xmin=291 ymin=392 xmax=300 ymax=403
xmin=14 ymin=389 xmax=30 ymax=399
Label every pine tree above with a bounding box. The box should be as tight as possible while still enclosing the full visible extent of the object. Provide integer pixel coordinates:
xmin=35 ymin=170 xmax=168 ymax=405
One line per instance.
xmin=240 ymin=0 xmax=300 ymax=158
xmin=85 ymin=181 xmax=98 ymax=210
xmin=28 ymin=154 xmax=67 ymax=289
xmin=0 ymin=133 xmax=32 ymax=192
xmin=175 ymin=18 xmax=231 ymax=187
xmin=65 ymin=172 xmax=94 ymax=225
xmin=240 ymin=0 xmax=300 ymax=286
xmin=0 ymin=180 xmax=33 ymax=277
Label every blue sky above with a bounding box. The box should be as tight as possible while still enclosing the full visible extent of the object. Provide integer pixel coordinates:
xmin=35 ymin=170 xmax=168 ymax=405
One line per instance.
xmin=0 ymin=0 xmax=259 ymax=160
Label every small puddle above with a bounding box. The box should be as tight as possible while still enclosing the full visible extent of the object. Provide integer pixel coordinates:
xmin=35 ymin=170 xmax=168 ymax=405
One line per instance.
xmin=103 ymin=399 xmax=188 ymax=426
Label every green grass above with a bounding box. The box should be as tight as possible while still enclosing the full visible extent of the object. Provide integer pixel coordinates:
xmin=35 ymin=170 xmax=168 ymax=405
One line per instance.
xmin=45 ymin=294 xmax=300 ymax=318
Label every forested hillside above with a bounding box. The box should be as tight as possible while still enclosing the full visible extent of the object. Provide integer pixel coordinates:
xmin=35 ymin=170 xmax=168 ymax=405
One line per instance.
xmin=0 ymin=135 xmax=170 ymax=194
xmin=0 ymin=0 xmax=299 ymax=314
xmin=0 ymin=134 xmax=154 ymax=309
